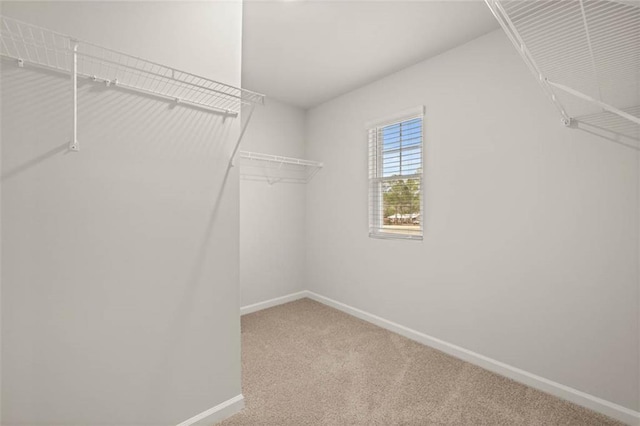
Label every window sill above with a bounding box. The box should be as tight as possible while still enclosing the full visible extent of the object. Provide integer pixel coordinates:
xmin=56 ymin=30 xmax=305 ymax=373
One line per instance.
xmin=369 ymin=232 xmax=423 ymax=241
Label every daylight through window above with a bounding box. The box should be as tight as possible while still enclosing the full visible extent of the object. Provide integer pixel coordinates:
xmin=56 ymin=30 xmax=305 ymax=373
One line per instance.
xmin=368 ymin=109 xmax=424 ymax=240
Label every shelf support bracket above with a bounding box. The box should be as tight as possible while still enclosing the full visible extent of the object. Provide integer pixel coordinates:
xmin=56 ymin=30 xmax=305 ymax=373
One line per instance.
xmin=69 ymin=39 xmax=79 ymax=151
xmin=484 ymin=0 xmax=571 ymax=125
xmin=578 ymin=0 xmax=604 ymax=105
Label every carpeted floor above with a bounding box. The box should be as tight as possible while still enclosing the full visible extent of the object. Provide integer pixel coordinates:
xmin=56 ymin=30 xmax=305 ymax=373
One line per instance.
xmin=218 ymin=298 xmax=622 ymax=425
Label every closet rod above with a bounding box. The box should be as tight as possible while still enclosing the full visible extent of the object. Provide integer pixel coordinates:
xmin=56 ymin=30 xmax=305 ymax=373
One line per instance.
xmin=0 ymin=14 xmax=265 ymax=151
xmin=5 ymin=55 xmax=239 ymax=116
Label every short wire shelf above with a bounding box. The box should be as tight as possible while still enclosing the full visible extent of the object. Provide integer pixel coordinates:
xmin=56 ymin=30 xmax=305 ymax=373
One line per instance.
xmin=238 ymin=151 xmax=323 ymax=184
xmin=0 ymin=14 xmax=265 ymax=116
xmin=576 ymin=105 xmax=640 ymax=140
xmin=485 ymin=0 xmax=640 ymax=141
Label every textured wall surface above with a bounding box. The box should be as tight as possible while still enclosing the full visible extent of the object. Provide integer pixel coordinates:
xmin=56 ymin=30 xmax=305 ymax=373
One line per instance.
xmin=305 ymin=29 xmax=639 ymax=410
xmin=1 ymin=2 xmax=243 ymax=424
xmin=239 ymin=98 xmax=307 ymax=306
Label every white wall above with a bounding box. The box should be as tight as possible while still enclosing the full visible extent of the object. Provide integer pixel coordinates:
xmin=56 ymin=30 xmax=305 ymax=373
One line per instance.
xmin=1 ymin=2 xmax=243 ymax=424
xmin=239 ymin=98 xmax=307 ymax=306
xmin=305 ymin=29 xmax=639 ymax=411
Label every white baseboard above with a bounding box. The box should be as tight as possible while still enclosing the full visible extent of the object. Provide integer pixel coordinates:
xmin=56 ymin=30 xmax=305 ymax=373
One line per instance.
xmin=305 ymin=291 xmax=640 ymax=426
xmin=240 ymin=291 xmax=308 ymax=315
xmin=176 ymin=394 xmax=244 ymax=426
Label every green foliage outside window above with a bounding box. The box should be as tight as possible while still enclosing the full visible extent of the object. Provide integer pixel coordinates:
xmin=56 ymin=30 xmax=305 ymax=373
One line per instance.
xmin=382 ymin=178 xmax=421 ymax=225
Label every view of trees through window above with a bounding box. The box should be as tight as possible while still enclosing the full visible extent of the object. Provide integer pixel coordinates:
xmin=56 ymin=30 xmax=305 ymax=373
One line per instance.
xmin=382 ymin=178 xmax=421 ymax=228
xmin=380 ymin=117 xmax=422 ymax=233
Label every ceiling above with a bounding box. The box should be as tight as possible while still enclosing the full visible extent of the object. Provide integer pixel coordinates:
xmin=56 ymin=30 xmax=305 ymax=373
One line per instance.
xmin=242 ymin=1 xmax=500 ymax=109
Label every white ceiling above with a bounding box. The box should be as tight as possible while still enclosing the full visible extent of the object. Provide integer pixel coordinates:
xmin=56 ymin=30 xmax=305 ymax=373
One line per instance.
xmin=242 ymin=1 xmax=500 ymax=109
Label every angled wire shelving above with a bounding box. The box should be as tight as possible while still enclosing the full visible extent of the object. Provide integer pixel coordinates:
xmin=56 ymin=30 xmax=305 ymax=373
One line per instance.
xmin=237 ymin=151 xmax=323 ymax=184
xmin=485 ymin=0 xmax=640 ymax=141
xmin=0 ymin=14 xmax=265 ymax=151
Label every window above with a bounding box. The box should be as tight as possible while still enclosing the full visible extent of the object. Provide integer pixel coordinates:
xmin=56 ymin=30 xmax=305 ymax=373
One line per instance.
xmin=368 ymin=107 xmax=424 ymax=240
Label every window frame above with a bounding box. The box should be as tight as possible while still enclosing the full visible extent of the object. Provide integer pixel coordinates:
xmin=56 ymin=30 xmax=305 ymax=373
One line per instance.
xmin=367 ymin=106 xmax=425 ymax=241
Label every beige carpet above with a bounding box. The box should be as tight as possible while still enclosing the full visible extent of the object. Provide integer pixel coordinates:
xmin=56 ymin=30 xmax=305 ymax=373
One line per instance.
xmin=219 ymin=298 xmax=622 ymax=426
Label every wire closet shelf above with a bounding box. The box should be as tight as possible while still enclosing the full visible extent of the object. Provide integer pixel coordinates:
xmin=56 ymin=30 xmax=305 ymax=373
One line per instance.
xmin=0 ymin=15 xmax=265 ymax=117
xmin=485 ymin=0 xmax=640 ymax=141
xmin=238 ymin=151 xmax=324 ymax=184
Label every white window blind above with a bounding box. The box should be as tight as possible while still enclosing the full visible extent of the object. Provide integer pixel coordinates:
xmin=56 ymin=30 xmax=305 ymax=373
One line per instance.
xmin=368 ymin=108 xmax=424 ymax=240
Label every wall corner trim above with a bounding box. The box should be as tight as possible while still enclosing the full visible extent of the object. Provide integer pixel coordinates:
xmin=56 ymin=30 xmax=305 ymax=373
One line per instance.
xmin=240 ymin=291 xmax=308 ymax=316
xmin=303 ymin=291 xmax=640 ymax=426
xmin=176 ymin=394 xmax=244 ymax=426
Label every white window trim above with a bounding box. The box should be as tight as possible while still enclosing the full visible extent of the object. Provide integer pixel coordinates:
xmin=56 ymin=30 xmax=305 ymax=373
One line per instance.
xmin=364 ymin=105 xmax=425 ymax=130
xmin=367 ymin=106 xmax=425 ymax=241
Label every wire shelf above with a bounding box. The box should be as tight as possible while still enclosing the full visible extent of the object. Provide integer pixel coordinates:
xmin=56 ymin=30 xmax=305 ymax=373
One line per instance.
xmin=486 ymin=0 xmax=640 ymax=140
xmin=576 ymin=105 xmax=640 ymax=140
xmin=0 ymin=15 xmax=265 ymax=115
xmin=238 ymin=151 xmax=323 ymax=184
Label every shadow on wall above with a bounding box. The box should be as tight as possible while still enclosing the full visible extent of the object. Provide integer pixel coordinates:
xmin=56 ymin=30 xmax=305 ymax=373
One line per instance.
xmin=573 ymin=118 xmax=640 ymax=151
xmin=573 ymin=122 xmax=639 ymax=152
xmin=1 ymin=60 xmax=240 ymax=421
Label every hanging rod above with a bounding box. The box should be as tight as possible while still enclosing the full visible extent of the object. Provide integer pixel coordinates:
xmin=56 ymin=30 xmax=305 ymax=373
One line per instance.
xmin=237 ymin=151 xmax=323 ymax=184
xmin=239 ymin=151 xmax=323 ymax=168
xmin=0 ymin=15 xmax=266 ymax=151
